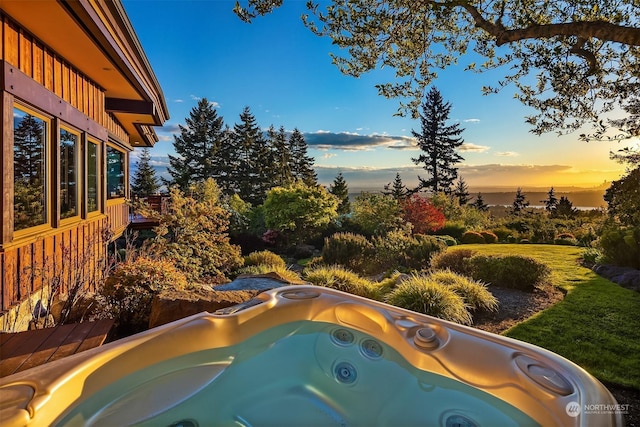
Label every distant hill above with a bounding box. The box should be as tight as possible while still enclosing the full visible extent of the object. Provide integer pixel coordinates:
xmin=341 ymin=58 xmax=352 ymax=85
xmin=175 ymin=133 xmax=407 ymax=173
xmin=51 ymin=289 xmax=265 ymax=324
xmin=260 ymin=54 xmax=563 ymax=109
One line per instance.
xmin=348 ymin=186 xmax=608 ymax=209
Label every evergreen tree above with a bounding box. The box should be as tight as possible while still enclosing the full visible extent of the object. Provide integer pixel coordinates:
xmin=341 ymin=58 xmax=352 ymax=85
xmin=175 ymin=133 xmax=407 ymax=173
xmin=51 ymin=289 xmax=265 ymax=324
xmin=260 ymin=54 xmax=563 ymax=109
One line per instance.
xmin=289 ymin=128 xmax=317 ymax=186
xmin=231 ymin=106 xmax=267 ymax=205
xmin=268 ymin=125 xmax=293 ymax=186
xmin=511 ymin=187 xmax=530 ymax=215
xmin=383 ymin=172 xmax=409 ymax=200
xmin=411 ymin=87 xmax=464 ymax=195
xmin=542 ymin=187 xmax=559 ymax=212
xmin=131 ymin=148 xmax=159 ymax=197
xmin=471 ymin=193 xmax=489 ymax=212
xmin=453 ymin=177 xmax=470 ymax=205
xmin=329 ymin=172 xmax=350 ymax=215
xmin=165 ymin=98 xmax=225 ymax=191
xmin=552 ymin=196 xmax=578 ymax=219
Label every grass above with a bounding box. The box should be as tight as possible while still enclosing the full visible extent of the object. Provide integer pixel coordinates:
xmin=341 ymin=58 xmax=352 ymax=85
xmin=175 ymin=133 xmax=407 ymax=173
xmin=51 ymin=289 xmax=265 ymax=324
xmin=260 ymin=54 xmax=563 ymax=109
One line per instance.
xmin=451 ymin=244 xmax=640 ymax=389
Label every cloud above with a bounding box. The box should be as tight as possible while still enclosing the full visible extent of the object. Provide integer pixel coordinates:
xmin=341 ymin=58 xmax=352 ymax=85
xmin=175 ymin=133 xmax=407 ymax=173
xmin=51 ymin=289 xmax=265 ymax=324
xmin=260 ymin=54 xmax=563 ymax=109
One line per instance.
xmin=464 ymin=118 xmax=481 ymax=123
xmin=459 ymin=143 xmax=490 ymax=153
xmin=496 ymin=151 xmax=519 ymax=157
xmin=322 ymin=153 xmax=337 ymax=160
xmin=304 ymin=131 xmax=415 ymax=151
xmin=174 ymin=99 xmax=184 ymax=103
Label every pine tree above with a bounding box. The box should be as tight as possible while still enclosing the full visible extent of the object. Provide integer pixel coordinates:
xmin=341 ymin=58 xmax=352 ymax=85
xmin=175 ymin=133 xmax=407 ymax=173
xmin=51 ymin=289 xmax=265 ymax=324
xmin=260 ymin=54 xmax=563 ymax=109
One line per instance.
xmin=542 ymin=187 xmax=559 ymax=212
xmin=552 ymin=196 xmax=578 ymax=219
xmin=289 ymin=128 xmax=317 ymax=186
xmin=268 ymin=125 xmax=293 ymax=186
xmin=231 ymin=106 xmax=267 ymax=205
xmin=471 ymin=193 xmax=489 ymax=211
xmin=165 ymin=98 xmax=225 ymax=191
xmin=131 ymin=148 xmax=159 ymax=197
xmin=453 ymin=177 xmax=470 ymax=205
xmin=411 ymin=87 xmax=465 ymax=194
xmin=383 ymin=172 xmax=409 ymax=200
xmin=511 ymin=187 xmax=530 ymax=215
xmin=329 ymin=172 xmax=350 ymax=215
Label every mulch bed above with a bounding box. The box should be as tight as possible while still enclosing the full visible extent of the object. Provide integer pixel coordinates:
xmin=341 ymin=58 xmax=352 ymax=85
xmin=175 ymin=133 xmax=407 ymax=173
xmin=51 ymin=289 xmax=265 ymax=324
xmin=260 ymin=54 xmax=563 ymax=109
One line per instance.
xmin=472 ymin=284 xmax=639 ymax=426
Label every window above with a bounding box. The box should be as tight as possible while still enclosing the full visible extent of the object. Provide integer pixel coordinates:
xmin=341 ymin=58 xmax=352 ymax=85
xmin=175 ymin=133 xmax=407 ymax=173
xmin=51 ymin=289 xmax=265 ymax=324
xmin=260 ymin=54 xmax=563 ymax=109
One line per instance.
xmin=60 ymin=128 xmax=79 ymax=219
xmin=13 ymin=107 xmax=48 ymax=231
xmin=87 ymin=140 xmax=100 ymax=213
xmin=106 ymin=145 xmax=125 ymax=199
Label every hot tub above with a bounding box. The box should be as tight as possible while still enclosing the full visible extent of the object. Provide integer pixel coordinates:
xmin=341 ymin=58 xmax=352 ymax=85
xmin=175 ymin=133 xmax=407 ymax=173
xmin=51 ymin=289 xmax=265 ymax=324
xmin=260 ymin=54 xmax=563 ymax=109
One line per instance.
xmin=0 ymin=285 xmax=622 ymax=426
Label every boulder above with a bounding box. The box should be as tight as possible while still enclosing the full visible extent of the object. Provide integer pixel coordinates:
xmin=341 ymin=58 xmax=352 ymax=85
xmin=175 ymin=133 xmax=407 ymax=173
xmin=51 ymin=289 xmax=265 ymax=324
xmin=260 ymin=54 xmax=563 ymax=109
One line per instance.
xmin=149 ymin=273 xmax=308 ymax=328
xmin=149 ymin=286 xmax=261 ymax=328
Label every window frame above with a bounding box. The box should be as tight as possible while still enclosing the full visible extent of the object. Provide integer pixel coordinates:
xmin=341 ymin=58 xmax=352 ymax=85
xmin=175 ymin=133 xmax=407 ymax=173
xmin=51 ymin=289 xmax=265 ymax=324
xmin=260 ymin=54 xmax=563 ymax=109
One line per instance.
xmin=106 ymin=143 xmax=127 ymax=201
xmin=58 ymin=124 xmax=81 ymax=225
xmin=85 ymin=138 xmax=102 ymax=217
xmin=12 ymin=103 xmax=52 ymax=238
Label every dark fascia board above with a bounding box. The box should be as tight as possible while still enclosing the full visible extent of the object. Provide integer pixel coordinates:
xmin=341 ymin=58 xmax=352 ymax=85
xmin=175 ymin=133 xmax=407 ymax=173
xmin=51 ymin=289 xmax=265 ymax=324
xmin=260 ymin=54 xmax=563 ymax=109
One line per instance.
xmin=105 ymin=97 xmax=155 ymax=117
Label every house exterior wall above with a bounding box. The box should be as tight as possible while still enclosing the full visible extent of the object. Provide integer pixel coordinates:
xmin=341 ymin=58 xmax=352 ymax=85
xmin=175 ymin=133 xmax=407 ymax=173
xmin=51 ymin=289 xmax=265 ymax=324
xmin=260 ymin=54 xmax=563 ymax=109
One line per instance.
xmin=0 ymin=12 xmax=134 ymax=327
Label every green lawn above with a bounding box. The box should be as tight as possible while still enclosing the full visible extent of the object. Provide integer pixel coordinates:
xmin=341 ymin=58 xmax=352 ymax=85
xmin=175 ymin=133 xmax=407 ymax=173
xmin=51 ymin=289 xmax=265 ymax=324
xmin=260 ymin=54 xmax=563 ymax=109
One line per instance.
xmin=454 ymin=244 xmax=640 ymax=389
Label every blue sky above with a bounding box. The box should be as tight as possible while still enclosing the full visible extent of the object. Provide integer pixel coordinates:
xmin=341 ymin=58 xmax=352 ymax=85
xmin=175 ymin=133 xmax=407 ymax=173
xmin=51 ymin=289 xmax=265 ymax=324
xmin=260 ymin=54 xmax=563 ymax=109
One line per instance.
xmin=123 ymin=0 xmax=631 ymax=191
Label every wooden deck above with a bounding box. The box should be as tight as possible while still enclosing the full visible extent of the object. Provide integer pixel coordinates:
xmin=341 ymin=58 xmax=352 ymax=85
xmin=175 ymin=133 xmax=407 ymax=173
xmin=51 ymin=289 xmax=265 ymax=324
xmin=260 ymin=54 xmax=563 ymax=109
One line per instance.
xmin=0 ymin=319 xmax=115 ymax=378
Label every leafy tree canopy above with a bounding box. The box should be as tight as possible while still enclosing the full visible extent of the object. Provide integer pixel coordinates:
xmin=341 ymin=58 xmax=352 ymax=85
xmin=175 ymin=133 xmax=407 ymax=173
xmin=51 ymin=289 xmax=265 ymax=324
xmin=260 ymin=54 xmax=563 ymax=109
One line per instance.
xmin=235 ymin=0 xmax=640 ymax=136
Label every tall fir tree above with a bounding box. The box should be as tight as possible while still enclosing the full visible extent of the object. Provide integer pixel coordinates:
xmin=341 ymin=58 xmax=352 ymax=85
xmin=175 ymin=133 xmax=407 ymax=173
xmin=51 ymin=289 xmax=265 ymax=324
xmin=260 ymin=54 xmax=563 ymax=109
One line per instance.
xmin=268 ymin=125 xmax=293 ymax=186
xmin=542 ymin=186 xmax=559 ymax=213
xmin=329 ymin=172 xmax=350 ymax=215
xmin=471 ymin=193 xmax=489 ymax=211
xmin=511 ymin=187 xmax=530 ymax=215
xmin=289 ymin=128 xmax=317 ymax=186
xmin=411 ymin=87 xmax=464 ymax=195
xmin=552 ymin=196 xmax=578 ymax=219
xmin=231 ymin=106 xmax=268 ymax=205
xmin=383 ymin=172 xmax=409 ymax=200
xmin=453 ymin=177 xmax=470 ymax=205
xmin=165 ymin=98 xmax=225 ymax=191
xmin=131 ymin=148 xmax=159 ymax=197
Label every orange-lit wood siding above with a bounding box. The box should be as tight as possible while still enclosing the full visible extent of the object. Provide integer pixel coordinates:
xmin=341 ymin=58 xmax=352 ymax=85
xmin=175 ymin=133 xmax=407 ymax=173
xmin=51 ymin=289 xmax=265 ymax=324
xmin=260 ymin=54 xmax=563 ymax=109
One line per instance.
xmin=0 ymin=218 xmax=109 ymax=312
xmin=1 ymin=14 xmax=125 ymax=139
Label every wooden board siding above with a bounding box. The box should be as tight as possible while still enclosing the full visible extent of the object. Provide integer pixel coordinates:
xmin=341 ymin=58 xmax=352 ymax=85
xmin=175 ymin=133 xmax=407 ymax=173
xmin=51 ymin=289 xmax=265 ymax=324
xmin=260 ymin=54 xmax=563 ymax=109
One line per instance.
xmin=1 ymin=14 xmax=127 ymax=139
xmin=0 ymin=217 xmax=110 ymax=312
xmin=106 ymin=203 xmax=130 ymax=238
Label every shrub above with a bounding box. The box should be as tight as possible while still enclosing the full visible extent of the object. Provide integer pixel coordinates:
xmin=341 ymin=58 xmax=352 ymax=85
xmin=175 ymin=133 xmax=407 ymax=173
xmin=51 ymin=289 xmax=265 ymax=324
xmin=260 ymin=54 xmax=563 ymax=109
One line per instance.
xmin=385 ymin=275 xmax=472 ymax=325
xmin=143 ymin=180 xmax=243 ymax=283
xmin=372 ymin=231 xmax=446 ymax=272
xmin=98 ymin=256 xmax=187 ymax=335
xmin=554 ymin=236 xmax=579 ymax=246
xmin=581 ymin=247 xmax=603 ymax=266
xmin=479 ymin=231 xmax=499 ymax=244
xmin=430 ymin=249 xmax=476 ymax=275
xmin=467 ymin=255 xmax=551 ymax=291
xmin=322 ymin=232 xmax=375 ymax=273
xmin=491 ymin=226 xmax=513 ymax=242
xmin=427 ymin=270 xmax=498 ymax=312
xmin=244 ymin=250 xmax=286 ymax=268
xmin=461 ymin=231 xmax=486 ymax=244
xmin=433 ymin=222 xmax=466 ymax=240
xmin=235 ymin=264 xmax=302 ymax=283
xmin=596 ymin=225 xmax=640 ymax=269
xmin=435 ymin=235 xmax=458 ymax=246
xmin=303 ymin=265 xmax=378 ymax=299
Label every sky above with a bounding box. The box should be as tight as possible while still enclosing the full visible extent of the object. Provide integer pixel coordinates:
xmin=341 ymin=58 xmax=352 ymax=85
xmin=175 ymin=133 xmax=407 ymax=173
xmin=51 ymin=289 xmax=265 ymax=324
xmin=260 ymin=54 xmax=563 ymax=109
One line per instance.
xmin=122 ymin=0 xmax=634 ymax=191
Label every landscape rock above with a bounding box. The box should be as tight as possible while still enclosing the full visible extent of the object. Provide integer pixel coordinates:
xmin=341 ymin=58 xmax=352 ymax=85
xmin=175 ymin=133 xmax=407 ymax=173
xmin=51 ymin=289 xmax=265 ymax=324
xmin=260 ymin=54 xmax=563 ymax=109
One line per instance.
xmin=149 ymin=286 xmax=261 ymax=328
xmin=593 ymin=264 xmax=640 ymax=292
xmin=149 ymin=273 xmax=307 ymax=328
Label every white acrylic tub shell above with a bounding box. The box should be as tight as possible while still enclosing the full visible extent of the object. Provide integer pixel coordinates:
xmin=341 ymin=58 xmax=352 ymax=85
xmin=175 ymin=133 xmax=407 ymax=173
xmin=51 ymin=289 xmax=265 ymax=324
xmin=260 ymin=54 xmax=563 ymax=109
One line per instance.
xmin=0 ymin=285 xmax=623 ymax=426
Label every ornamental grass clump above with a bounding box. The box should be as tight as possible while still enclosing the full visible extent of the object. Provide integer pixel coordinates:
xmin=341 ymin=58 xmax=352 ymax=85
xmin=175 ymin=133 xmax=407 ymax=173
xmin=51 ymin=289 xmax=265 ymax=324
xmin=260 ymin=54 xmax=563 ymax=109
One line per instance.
xmin=427 ymin=269 xmax=498 ymax=312
xmin=243 ymin=250 xmax=286 ymax=268
xmin=235 ymin=263 xmax=302 ymax=283
xmin=303 ymin=265 xmax=378 ymax=299
xmin=386 ymin=275 xmax=472 ymax=325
